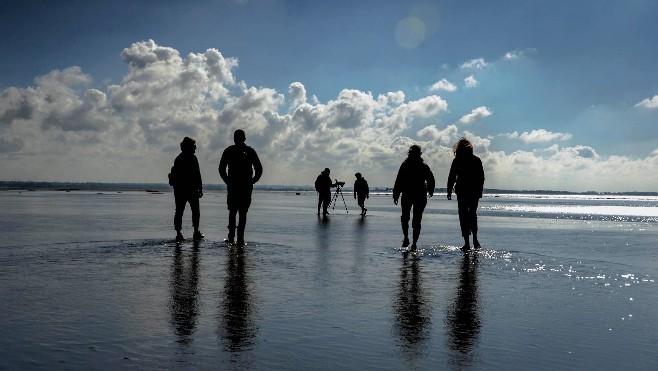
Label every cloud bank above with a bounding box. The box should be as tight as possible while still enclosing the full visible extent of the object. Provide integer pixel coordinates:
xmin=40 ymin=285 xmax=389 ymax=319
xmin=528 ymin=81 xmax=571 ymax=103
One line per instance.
xmin=1 ymin=40 xmax=658 ymax=192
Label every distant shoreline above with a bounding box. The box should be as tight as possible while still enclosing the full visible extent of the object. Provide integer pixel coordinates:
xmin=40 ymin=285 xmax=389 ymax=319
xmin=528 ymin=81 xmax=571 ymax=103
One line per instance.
xmin=1 ymin=181 xmax=656 ymax=197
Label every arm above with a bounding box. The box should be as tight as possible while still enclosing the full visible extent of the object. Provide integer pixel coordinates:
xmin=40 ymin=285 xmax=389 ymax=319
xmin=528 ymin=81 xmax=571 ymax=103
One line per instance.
xmin=447 ymin=159 xmax=457 ymax=200
xmin=477 ymin=157 xmax=485 ymax=198
xmin=365 ymin=179 xmax=369 ymax=198
xmin=250 ymin=148 xmax=263 ymax=184
xmin=393 ymin=165 xmax=404 ymax=204
xmin=193 ymin=156 xmax=203 ymax=195
xmin=218 ymin=149 xmax=229 ymax=184
xmin=426 ymin=166 xmax=435 ymax=198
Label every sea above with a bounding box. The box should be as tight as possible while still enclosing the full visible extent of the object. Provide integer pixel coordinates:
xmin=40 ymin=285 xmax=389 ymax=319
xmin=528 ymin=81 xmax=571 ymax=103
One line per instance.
xmin=0 ymin=182 xmax=656 ymax=370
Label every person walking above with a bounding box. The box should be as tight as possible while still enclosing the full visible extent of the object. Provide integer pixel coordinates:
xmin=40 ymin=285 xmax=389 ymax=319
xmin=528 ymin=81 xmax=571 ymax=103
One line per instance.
xmin=218 ymin=129 xmax=263 ymax=247
xmin=447 ymin=138 xmax=485 ymax=251
xmin=353 ymin=172 xmax=369 ymax=216
xmin=393 ymin=145 xmax=435 ymax=252
xmin=171 ymin=137 xmax=204 ymax=242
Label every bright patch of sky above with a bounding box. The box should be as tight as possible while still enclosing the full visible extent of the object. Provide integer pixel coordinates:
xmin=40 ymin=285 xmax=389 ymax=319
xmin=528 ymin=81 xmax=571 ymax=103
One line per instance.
xmin=1 ymin=0 xmax=658 ymax=191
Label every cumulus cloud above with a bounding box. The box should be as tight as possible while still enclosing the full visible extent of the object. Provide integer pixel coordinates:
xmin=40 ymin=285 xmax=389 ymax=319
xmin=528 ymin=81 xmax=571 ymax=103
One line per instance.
xmin=417 ymin=124 xmax=458 ymax=145
xmin=635 ymin=95 xmax=658 ymax=109
xmin=459 ymin=106 xmax=492 ymax=124
xmin=464 ymin=75 xmax=478 ymax=89
xmin=506 ymin=129 xmax=573 ymax=143
xmin=429 ymin=78 xmax=457 ymax=92
xmin=1 ymin=40 xmax=658 ymax=192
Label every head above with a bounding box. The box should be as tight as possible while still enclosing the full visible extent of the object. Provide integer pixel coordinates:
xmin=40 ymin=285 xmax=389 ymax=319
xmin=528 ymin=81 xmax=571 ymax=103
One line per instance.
xmin=322 ymin=168 xmax=330 ymax=175
xmin=408 ymin=144 xmax=422 ymax=158
xmin=452 ymin=137 xmax=474 ymax=157
xmin=355 ymin=172 xmax=362 ymax=179
xmin=180 ymin=137 xmax=196 ymax=153
xmin=234 ymin=129 xmax=246 ymax=144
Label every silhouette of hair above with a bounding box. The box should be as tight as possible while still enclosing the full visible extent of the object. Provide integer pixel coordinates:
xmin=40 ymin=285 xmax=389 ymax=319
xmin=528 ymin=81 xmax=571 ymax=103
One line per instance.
xmin=453 ymin=138 xmax=473 ymax=157
xmin=322 ymin=168 xmax=330 ymax=174
xmin=408 ymin=144 xmax=422 ymax=157
xmin=180 ymin=137 xmax=196 ymax=151
xmin=234 ymin=129 xmax=246 ymax=144
xmin=355 ymin=172 xmax=362 ymax=178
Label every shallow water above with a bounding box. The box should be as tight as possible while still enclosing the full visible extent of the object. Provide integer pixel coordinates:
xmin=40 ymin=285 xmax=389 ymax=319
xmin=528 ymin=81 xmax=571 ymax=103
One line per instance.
xmin=0 ymin=190 xmax=656 ymax=370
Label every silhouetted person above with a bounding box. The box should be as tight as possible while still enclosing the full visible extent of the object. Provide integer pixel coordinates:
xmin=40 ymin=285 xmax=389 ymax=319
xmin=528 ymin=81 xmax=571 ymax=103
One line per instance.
xmin=171 ymin=137 xmax=204 ymax=242
xmin=219 ymin=129 xmax=263 ymax=247
xmin=315 ymin=168 xmax=337 ymax=216
xmin=446 ymin=253 xmax=481 ymax=368
xmin=447 ymin=138 xmax=485 ymax=251
xmin=353 ymin=172 xmax=369 ymax=216
xmin=393 ymin=145 xmax=435 ymax=251
xmin=169 ymin=245 xmax=200 ymax=348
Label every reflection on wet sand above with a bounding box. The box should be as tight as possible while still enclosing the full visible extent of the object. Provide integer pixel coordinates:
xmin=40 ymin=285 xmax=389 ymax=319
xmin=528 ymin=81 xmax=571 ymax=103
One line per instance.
xmin=446 ymin=253 xmax=481 ymax=368
xmin=394 ymin=256 xmax=432 ymax=360
xmin=218 ymin=246 xmax=257 ymax=355
xmin=169 ymin=244 xmax=200 ymax=350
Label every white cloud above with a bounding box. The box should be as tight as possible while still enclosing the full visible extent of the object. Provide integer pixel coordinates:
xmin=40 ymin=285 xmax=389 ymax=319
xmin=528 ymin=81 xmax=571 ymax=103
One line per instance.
xmin=506 ymin=129 xmax=573 ymax=143
xmin=635 ymin=95 xmax=658 ymax=109
xmin=429 ymin=78 xmax=457 ymax=92
xmin=503 ymin=48 xmax=536 ymax=61
xmin=459 ymin=106 xmax=492 ymax=124
xmin=464 ymin=75 xmax=478 ymax=89
xmin=2 ymin=40 xmax=658 ymax=192
xmin=417 ymin=124 xmax=458 ymax=145
xmin=460 ymin=58 xmax=488 ymax=70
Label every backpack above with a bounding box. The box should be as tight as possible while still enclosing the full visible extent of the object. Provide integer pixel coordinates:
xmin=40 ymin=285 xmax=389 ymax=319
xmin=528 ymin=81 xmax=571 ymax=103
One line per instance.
xmin=314 ymin=175 xmax=321 ymax=192
xmin=168 ymin=166 xmax=176 ymax=187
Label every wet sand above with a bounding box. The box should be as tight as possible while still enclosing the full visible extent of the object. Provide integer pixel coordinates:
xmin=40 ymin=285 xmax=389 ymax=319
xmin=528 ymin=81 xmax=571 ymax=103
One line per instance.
xmin=0 ymin=190 xmax=656 ymax=370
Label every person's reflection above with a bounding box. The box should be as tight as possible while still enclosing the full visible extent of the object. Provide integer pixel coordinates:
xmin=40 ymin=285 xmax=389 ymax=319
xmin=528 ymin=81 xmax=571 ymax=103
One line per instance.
xmin=446 ymin=253 xmax=481 ymax=368
xmin=394 ymin=256 xmax=431 ymax=360
xmin=169 ymin=244 xmax=200 ymax=349
xmin=218 ymin=246 xmax=257 ymax=353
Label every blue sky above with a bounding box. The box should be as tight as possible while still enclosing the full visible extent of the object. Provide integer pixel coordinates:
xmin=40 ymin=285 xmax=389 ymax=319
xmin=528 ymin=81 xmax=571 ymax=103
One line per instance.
xmin=1 ymin=0 xmax=658 ymax=191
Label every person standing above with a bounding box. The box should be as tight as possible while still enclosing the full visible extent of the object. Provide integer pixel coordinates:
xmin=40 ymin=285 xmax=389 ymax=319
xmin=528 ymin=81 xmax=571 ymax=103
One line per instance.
xmin=315 ymin=168 xmax=337 ymax=216
xmin=219 ymin=129 xmax=263 ymax=247
xmin=393 ymin=145 xmax=435 ymax=252
xmin=447 ymin=137 xmax=485 ymax=251
xmin=353 ymin=172 xmax=369 ymax=216
xmin=171 ymin=137 xmax=204 ymax=242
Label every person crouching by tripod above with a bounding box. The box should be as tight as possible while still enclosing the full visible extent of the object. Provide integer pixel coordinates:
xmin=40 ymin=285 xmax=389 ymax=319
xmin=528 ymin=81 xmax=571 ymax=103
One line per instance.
xmin=315 ymin=168 xmax=337 ymax=216
xmin=393 ymin=145 xmax=435 ymax=252
xmin=354 ymin=172 xmax=369 ymax=216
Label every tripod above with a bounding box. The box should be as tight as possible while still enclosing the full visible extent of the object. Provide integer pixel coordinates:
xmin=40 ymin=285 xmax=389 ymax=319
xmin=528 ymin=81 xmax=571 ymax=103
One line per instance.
xmin=330 ymin=181 xmax=349 ymax=213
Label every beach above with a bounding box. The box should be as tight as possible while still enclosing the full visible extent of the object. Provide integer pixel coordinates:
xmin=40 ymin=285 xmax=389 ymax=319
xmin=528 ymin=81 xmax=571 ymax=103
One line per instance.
xmin=0 ymin=189 xmax=656 ymax=370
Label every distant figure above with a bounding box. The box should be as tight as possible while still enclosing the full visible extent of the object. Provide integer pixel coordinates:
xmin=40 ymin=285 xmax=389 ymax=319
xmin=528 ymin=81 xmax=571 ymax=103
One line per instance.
xmin=315 ymin=168 xmax=337 ymax=216
xmin=447 ymin=138 xmax=485 ymax=251
xmin=171 ymin=137 xmax=204 ymax=242
xmin=219 ymin=129 xmax=263 ymax=247
xmin=393 ymin=145 xmax=435 ymax=251
xmin=353 ymin=172 xmax=369 ymax=216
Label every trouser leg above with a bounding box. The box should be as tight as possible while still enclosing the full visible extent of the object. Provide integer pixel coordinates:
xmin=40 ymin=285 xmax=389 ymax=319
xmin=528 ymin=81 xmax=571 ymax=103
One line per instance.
xmin=457 ymin=197 xmax=471 ymax=237
xmin=237 ymin=208 xmax=248 ymax=243
xmin=411 ymin=198 xmax=427 ymax=245
xmin=174 ymin=191 xmax=186 ymax=231
xmin=469 ymin=199 xmax=479 ymax=235
xmin=190 ymin=195 xmax=200 ymax=230
xmin=400 ymin=197 xmax=412 ymax=239
xmin=228 ymin=208 xmax=237 ymax=241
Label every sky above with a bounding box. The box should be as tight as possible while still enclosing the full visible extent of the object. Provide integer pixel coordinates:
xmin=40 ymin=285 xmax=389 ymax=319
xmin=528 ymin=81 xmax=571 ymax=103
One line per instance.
xmin=1 ymin=0 xmax=658 ymax=192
